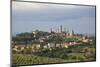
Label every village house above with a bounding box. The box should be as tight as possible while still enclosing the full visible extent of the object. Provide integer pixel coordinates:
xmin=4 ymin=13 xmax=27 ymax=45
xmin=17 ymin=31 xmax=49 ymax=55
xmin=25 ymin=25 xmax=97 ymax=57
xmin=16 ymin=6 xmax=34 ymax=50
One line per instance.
xmin=12 ymin=44 xmax=26 ymax=53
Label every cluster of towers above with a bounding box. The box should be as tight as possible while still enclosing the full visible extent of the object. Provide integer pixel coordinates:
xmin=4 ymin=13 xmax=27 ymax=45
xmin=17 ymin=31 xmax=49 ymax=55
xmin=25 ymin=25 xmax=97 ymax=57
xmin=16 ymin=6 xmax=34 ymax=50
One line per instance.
xmin=50 ymin=25 xmax=74 ymax=36
xmin=50 ymin=25 xmax=64 ymax=33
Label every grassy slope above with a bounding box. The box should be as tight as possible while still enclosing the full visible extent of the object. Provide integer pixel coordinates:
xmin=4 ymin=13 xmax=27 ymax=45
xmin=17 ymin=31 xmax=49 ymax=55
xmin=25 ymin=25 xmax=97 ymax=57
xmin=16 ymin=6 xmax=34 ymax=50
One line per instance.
xmin=12 ymin=54 xmax=70 ymax=65
xmin=12 ymin=43 xmax=96 ymax=66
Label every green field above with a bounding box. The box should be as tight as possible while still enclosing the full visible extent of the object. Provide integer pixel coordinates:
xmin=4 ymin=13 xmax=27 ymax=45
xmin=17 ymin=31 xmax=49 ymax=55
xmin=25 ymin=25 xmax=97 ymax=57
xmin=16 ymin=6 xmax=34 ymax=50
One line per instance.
xmin=12 ymin=54 xmax=86 ymax=66
xmin=13 ymin=54 xmax=69 ymax=65
xmin=12 ymin=43 xmax=96 ymax=66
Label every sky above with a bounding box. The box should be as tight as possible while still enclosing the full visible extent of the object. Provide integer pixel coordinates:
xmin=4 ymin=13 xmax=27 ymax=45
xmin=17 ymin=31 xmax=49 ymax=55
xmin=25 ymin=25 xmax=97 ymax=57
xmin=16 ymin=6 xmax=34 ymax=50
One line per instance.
xmin=12 ymin=1 xmax=96 ymax=35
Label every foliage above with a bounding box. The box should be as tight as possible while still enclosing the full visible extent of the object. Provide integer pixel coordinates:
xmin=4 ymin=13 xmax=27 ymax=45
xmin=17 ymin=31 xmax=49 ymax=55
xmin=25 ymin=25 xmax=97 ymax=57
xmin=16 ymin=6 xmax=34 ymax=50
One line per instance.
xmin=12 ymin=54 xmax=67 ymax=66
xmin=64 ymin=38 xmax=81 ymax=42
xmin=12 ymin=42 xmax=96 ymax=66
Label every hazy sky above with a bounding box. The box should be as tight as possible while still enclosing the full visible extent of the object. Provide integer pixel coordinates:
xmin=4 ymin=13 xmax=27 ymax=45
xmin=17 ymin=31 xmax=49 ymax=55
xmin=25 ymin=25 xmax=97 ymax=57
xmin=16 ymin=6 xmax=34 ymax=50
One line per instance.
xmin=12 ymin=1 xmax=96 ymax=35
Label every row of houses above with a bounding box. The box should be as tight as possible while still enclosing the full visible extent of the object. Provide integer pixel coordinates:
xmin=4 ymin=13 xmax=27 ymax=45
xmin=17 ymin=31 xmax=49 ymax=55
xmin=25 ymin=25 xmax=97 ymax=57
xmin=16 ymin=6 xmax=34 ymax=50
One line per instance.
xmin=12 ymin=41 xmax=82 ymax=53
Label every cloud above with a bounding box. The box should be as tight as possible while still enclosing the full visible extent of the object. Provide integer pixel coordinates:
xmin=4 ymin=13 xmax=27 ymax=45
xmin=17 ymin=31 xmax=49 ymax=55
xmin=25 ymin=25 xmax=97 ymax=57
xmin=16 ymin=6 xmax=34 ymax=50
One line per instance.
xmin=12 ymin=5 xmax=95 ymax=22
xmin=12 ymin=1 xmax=96 ymax=34
xmin=12 ymin=1 xmax=89 ymax=12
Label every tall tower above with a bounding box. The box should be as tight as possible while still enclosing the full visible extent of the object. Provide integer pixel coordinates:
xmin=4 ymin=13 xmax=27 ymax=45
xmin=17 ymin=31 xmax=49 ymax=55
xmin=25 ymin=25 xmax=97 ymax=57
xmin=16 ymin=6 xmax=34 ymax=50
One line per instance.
xmin=50 ymin=28 xmax=52 ymax=33
xmin=72 ymin=30 xmax=74 ymax=35
xmin=70 ymin=29 xmax=74 ymax=36
xmin=60 ymin=25 xmax=62 ymax=33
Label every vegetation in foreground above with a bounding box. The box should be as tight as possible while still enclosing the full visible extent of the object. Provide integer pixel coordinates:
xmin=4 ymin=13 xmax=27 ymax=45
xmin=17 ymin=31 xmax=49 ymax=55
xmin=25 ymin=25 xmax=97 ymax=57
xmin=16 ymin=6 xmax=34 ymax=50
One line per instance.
xmin=12 ymin=43 xmax=96 ymax=66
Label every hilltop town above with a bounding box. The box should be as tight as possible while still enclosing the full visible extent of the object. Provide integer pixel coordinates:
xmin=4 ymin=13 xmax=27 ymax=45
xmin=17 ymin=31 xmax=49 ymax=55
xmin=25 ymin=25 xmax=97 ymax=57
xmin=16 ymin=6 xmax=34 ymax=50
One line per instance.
xmin=12 ymin=25 xmax=96 ymax=66
xmin=12 ymin=25 xmax=95 ymax=53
